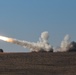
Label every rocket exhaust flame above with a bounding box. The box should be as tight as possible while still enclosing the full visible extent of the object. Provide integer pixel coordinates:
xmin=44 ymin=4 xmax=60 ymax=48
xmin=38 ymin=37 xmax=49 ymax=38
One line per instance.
xmin=0 ymin=36 xmax=13 ymax=43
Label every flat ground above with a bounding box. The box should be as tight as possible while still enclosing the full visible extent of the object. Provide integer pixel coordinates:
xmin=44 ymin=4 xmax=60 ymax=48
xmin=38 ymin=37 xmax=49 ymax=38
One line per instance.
xmin=0 ymin=52 xmax=76 ymax=75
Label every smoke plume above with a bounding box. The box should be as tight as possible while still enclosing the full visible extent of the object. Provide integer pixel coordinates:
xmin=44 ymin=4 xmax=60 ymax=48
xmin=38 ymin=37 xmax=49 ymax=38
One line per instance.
xmin=0 ymin=31 xmax=53 ymax=52
xmin=0 ymin=31 xmax=76 ymax=52
xmin=54 ymin=34 xmax=71 ymax=52
xmin=60 ymin=34 xmax=71 ymax=52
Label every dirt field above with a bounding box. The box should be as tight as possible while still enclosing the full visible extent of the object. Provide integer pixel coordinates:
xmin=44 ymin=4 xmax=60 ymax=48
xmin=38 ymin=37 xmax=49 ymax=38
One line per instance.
xmin=0 ymin=52 xmax=76 ymax=75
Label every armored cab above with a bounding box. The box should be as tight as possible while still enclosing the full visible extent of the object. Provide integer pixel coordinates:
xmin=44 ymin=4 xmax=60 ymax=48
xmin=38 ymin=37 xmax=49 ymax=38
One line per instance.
xmin=0 ymin=49 xmax=3 ymax=52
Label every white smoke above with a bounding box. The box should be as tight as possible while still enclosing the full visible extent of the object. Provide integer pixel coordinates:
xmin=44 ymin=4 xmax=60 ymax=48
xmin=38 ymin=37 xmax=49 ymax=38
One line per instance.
xmin=55 ymin=34 xmax=71 ymax=52
xmin=0 ymin=31 xmax=74 ymax=52
xmin=0 ymin=31 xmax=53 ymax=52
xmin=40 ymin=31 xmax=49 ymax=43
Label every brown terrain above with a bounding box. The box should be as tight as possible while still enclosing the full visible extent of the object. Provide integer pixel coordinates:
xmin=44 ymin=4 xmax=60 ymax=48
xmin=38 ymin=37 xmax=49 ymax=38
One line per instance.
xmin=0 ymin=52 xmax=76 ymax=75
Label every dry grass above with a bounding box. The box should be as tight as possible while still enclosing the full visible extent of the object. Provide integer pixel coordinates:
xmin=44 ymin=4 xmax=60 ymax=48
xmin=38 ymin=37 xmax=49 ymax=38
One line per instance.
xmin=0 ymin=52 xmax=76 ymax=75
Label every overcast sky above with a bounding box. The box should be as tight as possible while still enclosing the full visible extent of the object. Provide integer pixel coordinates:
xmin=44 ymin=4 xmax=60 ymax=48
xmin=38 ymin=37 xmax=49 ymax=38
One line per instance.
xmin=0 ymin=0 xmax=76 ymax=52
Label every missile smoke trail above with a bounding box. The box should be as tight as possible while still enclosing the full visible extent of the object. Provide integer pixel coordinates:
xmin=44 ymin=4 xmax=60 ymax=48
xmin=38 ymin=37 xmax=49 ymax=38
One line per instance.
xmin=0 ymin=31 xmax=75 ymax=52
xmin=0 ymin=31 xmax=53 ymax=52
